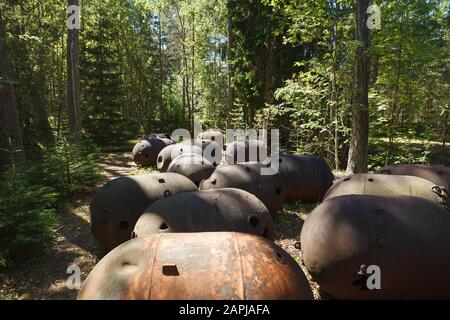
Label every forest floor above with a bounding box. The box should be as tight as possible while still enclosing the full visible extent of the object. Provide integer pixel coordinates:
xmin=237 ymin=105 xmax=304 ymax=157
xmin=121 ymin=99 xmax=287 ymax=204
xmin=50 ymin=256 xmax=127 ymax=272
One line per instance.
xmin=0 ymin=152 xmax=341 ymax=300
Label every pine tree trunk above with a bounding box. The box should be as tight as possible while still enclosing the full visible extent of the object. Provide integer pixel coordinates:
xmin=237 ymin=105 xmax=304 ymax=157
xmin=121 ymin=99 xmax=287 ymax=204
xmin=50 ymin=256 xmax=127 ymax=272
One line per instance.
xmin=191 ymin=13 xmax=195 ymax=132
xmin=346 ymin=0 xmax=370 ymax=174
xmin=226 ymin=1 xmax=234 ymax=129
xmin=67 ymin=0 xmax=82 ymax=143
xmin=158 ymin=12 xmax=164 ymax=123
xmin=0 ymin=9 xmax=24 ymax=168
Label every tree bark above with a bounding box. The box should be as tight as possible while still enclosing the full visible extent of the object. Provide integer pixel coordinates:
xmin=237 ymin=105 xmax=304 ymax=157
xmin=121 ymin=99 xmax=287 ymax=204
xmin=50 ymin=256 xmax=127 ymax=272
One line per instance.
xmin=0 ymin=8 xmax=24 ymax=168
xmin=191 ymin=12 xmax=195 ymax=132
xmin=67 ymin=0 xmax=82 ymax=143
xmin=158 ymin=12 xmax=164 ymax=123
xmin=442 ymin=109 xmax=448 ymax=166
xmin=346 ymin=0 xmax=370 ymax=174
xmin=226 ymin=1 xmax=234 ymax=129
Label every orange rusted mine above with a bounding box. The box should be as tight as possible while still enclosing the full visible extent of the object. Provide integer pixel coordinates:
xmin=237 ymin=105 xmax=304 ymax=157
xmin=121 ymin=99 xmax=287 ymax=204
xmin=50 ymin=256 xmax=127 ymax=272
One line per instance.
xmin=300 ymin=195 xmax=450 ymax=299
xmin=200 ymin=163 xmax=285 ymax=215
xmin=133 ymin=188 xmax=274 ymax=239
xmin=89 ymin=173 xmax=198 ymax=250
xmin=225 ymin=140 xmax=268 ymax=164
xmin=167 ymin=153 xmax=216 ymax=186
xmin=132 ymin=137 xmax=174 ymax=167
xmin=278 ymin=154 xmax=334 ymax=203
xmin=324 ymin=173 xmax=448 ymax=208
xmin=77 ymin=232 xmax=314 ymax=300
xmin=375 ymin=164 xmax=450 ymax=193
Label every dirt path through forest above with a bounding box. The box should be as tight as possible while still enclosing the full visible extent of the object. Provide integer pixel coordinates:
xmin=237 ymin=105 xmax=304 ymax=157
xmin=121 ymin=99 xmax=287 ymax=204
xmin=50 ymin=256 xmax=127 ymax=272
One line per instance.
xmin=0 ymin=152 xmax=321 ymax=300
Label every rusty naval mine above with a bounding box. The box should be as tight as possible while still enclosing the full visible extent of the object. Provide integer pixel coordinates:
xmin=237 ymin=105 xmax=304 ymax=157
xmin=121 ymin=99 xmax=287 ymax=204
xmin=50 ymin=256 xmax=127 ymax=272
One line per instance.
xmin=324 ymin=173 xmax=448 ymax=208
xmin=300 ymin=194 xmax=450 ymax=299
xmin=167 ymin=153 xmax=216 ymax=185
xmin=225 ymin=140 xmax=268 ymax=164
xmin=200 ymin=163 xmax=285 ymax=215
xmin=278 ymin=154 xmax=334 ymax=203
xmin=132 ymin=137 xmax=174 ymax=167
xmin=197 ymin=129 xmax=224 ymax=144
xmin=157 ymin=139 xmax=221 ymax=172
xmin=77 ymin=232 xmax=314 ymax=300
xmin=376 ymin=164 xmax=450 ymax=192
xmin=89 ymin=173 xmax=198 ymax=250
xmin=132 ymin=188 xmax=274 ymax=239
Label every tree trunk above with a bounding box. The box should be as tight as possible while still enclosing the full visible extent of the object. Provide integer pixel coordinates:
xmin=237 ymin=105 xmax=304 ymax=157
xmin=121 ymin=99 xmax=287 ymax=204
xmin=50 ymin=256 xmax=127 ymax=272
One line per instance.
xmin=0 ymin=8 xmax=24 ymax=168
xmin=385 ymin=17 xmax=403 ymax=166
xmin=67 ymin=0 xmax=82 ymax=143
xmin=442 ymin=109 xmax=448 ymax=166
xmin=226 ymin=1 xmax=234 ymax=129
xmin=346 ymin=0 xmax=370 ymax=174
xmin=158 ymin=12 xmax=164 ymax=123
xmin=331 ymin=5 xmax=340 ymax=171
xmin=191 ymin=12 xmax=195 ymax=133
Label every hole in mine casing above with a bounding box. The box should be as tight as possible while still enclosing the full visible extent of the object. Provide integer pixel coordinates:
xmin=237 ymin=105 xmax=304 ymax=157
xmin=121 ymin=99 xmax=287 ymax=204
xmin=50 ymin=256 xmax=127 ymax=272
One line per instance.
xmin=248 ymin=215 xmax=259 ymax=228
xmin=119 ymin=221 xmax=129 ymax=230
xmin=160 ymin=222 xmax=168 ymax=230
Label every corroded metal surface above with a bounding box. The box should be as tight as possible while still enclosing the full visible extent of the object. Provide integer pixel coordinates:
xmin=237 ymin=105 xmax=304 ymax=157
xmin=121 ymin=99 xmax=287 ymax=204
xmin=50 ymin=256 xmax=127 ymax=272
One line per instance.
xmin=375 ymin=164 xmax=450 ymax=192
xmin=324 ymin=173 xmax=448 ymax=208
xmin=200 ymin=163 xmax=284 ymax=215
xmin=90 ymin=173 xmax=198 ymax=250
xmin=133 ymin=188 xmax=274 ymax=239
xmin=156 ymin=144 xmax=178 ymax=172
xmin=278 ymin=154 xmax=334 ymax=203
xmin=78 ymin=232 xmax=314 ymax=300
xmin=300 ymin=195 xmax=450 ymax=299
xmin=225 ymin=140 xmax=268 ymax=164
xmin=167 ymin=153 xmax=216 ymax=185
xmin=132 ymin=138 xmax=174 ymax=167
xmin=157 ymin=139 xmax=221 ymax=172
xmin=143 ymin=133 xmax=172 ymax=141
xmin=197 ymin=130 xmax=224 ymax=144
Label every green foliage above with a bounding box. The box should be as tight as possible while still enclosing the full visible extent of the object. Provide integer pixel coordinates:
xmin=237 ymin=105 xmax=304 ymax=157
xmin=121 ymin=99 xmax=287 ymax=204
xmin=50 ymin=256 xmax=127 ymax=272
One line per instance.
xmin=38 ymin=137 xmax=103 ymax=197
xmin=0 ymin=137 xmax=102 ymax=275
xmin=228 ymin=0 xmax=307 ymax=127
xmin=0 ymin=165 xmax=58 ymax=273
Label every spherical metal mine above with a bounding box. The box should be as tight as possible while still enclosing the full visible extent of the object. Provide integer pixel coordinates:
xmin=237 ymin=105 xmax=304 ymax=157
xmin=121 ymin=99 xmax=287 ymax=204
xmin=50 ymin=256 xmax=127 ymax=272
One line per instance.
xmin=89 ymin=173 xmax=198 ymax=250
xmin=200 ymin=163 xmax=285 ymax=215
xmin=78 ymin=232 xmax=314 ymax=300
xmin=133 ymin=188 xmax=274 ymax=239
xmin=132 ymin=138 xmax=174 ymax=167
xmin=375 ymin=164 xmax=450 ymax=192
xmin=225 ymin=140 xmax=268 ymax=164
xmin=324 ymin=173 xmax=448 ymax=208
xmin=300 ymin=195 xmax=450 ymax=299
xmin=197 ymin=130 xmax=224 ymax=145
xmin=278 ymin=154 xmax=334 ymax=203
xmin=157 ymin=139 xmax=221 ymax=172
xmin=167 ymin=153 xmax=216 ymax=186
